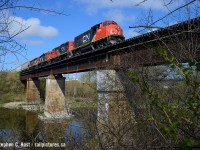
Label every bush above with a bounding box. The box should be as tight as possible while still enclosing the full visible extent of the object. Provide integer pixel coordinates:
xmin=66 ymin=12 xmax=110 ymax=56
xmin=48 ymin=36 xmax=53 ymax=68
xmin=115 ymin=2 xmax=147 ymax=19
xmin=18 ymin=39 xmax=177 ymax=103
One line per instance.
xmin=0 ymin=71 xmax=25 ymax=104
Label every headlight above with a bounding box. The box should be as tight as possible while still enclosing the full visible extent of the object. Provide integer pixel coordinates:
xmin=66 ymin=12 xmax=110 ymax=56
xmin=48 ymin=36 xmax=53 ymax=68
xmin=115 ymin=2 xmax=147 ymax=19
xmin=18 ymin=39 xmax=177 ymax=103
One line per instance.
xmin=110 ymin=28 xmax=118 ymax=35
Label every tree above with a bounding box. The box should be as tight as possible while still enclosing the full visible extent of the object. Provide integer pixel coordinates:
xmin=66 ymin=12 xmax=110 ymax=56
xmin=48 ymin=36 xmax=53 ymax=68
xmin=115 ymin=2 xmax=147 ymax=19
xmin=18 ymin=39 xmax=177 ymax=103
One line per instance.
xmin=122 ymin=0 xmax=200 ymax=148
xmin=80 ymin=71 xmax=97 ymax=90
xmin=0 ymin=0 xmax=67 ymax=70
xmin=100 ymin=0 xmax=200 ymax=149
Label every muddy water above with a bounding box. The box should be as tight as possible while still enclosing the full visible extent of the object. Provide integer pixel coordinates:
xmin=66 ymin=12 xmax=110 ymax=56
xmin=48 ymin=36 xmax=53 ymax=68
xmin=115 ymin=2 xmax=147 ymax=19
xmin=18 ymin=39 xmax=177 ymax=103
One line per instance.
xmin=0 ymin=107 xmax=95 ymax=149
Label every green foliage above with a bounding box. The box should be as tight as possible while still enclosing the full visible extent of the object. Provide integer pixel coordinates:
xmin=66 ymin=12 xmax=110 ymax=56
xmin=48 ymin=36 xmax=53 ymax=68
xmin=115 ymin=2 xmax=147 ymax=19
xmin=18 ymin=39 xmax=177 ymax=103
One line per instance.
xmin=66 ymin=79 xmax=96 ymax=98
xmin=155 ymin=46 xmax=175 ymax=64
xmin=65 ymin=71 xmax=97 ymax=98
xmin=80 ymin=71 xmax=96 ymax=83
xmin=150 ymin=48 xmax=199 ymax=148
xmin=0 ymin=71 xmax=25 ymax=104
xmin=69 ymin=100 xmax=97 ymax=111
xmin=127 ymin=69 xmax=140 ymax=83
xmin=127 ymin=47 xmax=200 ymax=148
xmin=80 ymin=71 xmax=97 ymax=90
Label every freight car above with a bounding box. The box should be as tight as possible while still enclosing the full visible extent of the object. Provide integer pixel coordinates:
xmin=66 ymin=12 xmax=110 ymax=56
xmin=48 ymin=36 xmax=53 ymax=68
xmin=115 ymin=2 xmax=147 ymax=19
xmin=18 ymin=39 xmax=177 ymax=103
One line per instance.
xmin=27 ymin=20 xmax=124 ymax=69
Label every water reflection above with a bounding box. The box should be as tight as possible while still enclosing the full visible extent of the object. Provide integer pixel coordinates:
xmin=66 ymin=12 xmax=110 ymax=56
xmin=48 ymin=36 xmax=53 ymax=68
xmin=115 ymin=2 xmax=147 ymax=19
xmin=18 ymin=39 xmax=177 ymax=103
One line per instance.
xmin=0 ymin=129 xmax=20 ymax=143
xmin=0 ymin=107 xmax=92 ymax=149
xmin=25 ymin=111 xmax=38 ymax=135
xmin=65 ymin=120 xmax=89 ymax=148
xmin=0 ymin=108 xmax=25 ymax=143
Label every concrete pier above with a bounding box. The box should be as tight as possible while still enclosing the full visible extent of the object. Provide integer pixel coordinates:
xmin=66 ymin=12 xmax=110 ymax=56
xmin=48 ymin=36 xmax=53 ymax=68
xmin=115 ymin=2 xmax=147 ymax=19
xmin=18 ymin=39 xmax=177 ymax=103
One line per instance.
xmin=45 ymin=74 xmax=66 ymax=113
xmin=96 ymin=70 xmax=136 ymax=147
xmin=26 ymin=78 xmax=41 ymax=104
xmin=97 ymin=70 xmax=124 ymax=123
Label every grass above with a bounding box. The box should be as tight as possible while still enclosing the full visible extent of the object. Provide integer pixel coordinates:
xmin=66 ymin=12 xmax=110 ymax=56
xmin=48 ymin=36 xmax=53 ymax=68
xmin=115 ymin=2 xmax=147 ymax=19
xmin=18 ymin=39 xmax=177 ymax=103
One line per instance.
xmin=0 ymin=99 xmax=5 ymax=107
xmin=67 ymin=97 xmax=98 ymax=111
xmin=0 ymin=94 xmax=25 ymax=107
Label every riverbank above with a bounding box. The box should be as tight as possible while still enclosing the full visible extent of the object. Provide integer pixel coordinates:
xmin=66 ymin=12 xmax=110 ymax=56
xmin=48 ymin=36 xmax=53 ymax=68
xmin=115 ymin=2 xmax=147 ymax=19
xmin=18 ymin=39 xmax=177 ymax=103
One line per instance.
xmin=66 ymin=97 xmax=97 ymax=110
xmin=1 ymin=101 xmax=25 ymax=109
xmin=1 ymin=97 xmax=97 ymax=111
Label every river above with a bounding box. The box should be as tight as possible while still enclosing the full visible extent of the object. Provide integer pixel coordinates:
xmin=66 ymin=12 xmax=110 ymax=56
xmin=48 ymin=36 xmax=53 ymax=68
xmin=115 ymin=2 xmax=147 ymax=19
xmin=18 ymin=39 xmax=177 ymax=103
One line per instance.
xmin=0 ymin=107 xmax=97 ymax=149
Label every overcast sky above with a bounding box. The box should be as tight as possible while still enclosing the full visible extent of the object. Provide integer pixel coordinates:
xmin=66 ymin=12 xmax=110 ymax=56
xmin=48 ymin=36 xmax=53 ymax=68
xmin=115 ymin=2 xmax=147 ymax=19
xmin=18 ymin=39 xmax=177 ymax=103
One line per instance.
xmin=3 ymin=0 xmax=199 ymax=70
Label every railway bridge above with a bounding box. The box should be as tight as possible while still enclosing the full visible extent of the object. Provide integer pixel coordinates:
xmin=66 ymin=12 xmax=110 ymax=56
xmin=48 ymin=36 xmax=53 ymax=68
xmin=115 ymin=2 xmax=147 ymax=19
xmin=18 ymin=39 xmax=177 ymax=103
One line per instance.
xmin=20 ymin=17 xmax=200 ymax=118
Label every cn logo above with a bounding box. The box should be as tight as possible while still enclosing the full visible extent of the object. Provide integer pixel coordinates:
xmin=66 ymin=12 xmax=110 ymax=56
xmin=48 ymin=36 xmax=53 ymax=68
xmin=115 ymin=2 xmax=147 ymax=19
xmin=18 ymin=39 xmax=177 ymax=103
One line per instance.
xmin=83 ymin=34 xmax=90 ymax=43
xmin=61 ymin=46 xmax=65 ymax=52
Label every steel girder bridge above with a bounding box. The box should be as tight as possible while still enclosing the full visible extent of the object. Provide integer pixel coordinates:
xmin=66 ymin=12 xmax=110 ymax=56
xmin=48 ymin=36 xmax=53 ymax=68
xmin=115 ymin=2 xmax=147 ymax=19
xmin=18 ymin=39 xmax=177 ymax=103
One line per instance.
xmin=20 ymin=17 xmax=200 ymax=80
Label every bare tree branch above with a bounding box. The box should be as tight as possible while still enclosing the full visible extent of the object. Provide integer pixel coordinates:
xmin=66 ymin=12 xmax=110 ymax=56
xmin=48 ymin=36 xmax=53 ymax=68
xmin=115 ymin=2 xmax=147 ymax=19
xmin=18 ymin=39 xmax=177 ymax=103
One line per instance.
xmin=130 ymin=0 xmax=198 ymax=30
xmin=135 ymin=0 xmax=148 ymax=6
xmin=0 ymin=5 xmax=70 ymax=16
xmin=0 ymin=0 xmax=69 ymax=70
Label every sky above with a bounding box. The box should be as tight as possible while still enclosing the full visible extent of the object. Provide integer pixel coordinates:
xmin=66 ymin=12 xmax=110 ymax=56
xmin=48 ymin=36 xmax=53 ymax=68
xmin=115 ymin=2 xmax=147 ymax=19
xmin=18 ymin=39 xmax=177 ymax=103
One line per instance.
xmin=2 ymin=0 xmax=199 ymax=71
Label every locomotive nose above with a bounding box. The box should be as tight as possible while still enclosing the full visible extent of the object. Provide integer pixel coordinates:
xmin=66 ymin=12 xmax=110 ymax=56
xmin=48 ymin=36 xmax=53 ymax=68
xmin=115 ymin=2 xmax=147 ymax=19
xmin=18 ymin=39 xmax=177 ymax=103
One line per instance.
xmin=110 ymin=28 xmax=118 ymax=35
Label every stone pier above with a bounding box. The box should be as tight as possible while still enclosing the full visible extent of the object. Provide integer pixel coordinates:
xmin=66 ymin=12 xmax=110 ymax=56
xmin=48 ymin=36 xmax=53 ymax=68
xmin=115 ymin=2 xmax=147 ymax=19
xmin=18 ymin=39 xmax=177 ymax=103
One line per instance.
xmin=44 ymin=74 xmax=70 ymax=118
xmin=26 ymin=78 xmax=41 ymax=104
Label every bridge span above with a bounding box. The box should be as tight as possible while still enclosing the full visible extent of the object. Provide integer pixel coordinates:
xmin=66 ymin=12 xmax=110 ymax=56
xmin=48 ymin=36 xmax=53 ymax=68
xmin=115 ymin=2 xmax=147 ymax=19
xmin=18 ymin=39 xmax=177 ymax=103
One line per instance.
xmin=20 ymin=17 xmax=200 ymax=80
xmin=19 ymin=17 xmax=200 ymax=118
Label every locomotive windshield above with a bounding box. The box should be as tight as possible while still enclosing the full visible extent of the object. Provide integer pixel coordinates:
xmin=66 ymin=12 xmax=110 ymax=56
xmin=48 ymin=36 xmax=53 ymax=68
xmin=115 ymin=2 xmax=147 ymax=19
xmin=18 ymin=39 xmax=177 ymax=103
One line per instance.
xmin=103 ymin=21 xmax=115 ymax=26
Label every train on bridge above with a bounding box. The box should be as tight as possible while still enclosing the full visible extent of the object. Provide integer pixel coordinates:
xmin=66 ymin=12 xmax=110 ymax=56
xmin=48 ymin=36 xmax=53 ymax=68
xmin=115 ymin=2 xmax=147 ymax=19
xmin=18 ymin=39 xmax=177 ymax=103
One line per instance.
xmin=22 ymin=20 xmax=124 ymax=70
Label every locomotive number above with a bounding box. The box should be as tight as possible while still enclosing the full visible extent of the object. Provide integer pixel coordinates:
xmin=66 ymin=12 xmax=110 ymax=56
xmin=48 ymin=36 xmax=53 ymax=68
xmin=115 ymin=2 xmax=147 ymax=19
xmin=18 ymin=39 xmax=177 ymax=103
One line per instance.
xmin=83 ymin=34 xmax=90 ymax=43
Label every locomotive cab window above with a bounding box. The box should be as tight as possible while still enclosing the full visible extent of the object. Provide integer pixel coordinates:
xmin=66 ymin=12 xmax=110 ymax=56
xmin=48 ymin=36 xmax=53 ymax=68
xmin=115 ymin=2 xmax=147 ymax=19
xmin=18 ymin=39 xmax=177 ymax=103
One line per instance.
xmin=99 ymin=24 xmax=102 ymax=29
xmin=103 ymin=21 xmax=114 ymax=27
xmin=96 ymin=24 xmax=100 ymax=29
